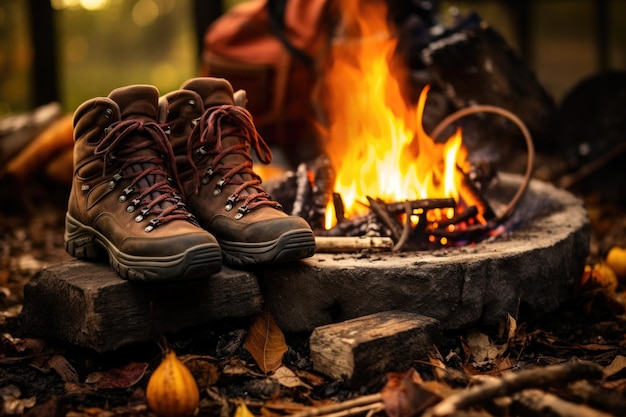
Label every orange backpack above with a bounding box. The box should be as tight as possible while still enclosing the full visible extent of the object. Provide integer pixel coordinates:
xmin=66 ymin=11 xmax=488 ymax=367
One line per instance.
xmin=201 ymin=0 xmax=333 ymax=165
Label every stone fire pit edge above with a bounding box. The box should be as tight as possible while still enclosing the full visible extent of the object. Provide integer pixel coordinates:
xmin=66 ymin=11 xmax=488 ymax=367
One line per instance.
xmin=256 ymin=173 xmax=590 ymax=332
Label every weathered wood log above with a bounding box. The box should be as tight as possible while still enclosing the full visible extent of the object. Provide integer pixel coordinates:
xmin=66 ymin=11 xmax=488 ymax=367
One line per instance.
xmin=19 ymin=260 xmax=263 ymax=352
xmin=309 ymin=310 xmax=442 ymax=385
xmin=315 ymin=236 xmax=394 ymax=253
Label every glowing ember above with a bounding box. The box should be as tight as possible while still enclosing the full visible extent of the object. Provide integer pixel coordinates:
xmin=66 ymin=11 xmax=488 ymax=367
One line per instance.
xmin=321 ymin=0 xmax=481 ymax=230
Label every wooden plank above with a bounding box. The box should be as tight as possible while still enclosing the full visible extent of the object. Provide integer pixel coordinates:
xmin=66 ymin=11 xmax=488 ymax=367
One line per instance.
xmin=309 ymin=310 xmax=442 ymax=384
xmin=19 ymin=260 xmax=263 ymax=352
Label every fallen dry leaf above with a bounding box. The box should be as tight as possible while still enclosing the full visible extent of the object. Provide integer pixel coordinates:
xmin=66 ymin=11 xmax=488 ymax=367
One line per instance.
xmin=381 ymin=368 xmax=441 ymax=417
xmin=270 ymin=365 xmax=312 ymax=390
xmin=245 ymin=307 xmax=288 ymax=374
xmin=604 ymin=355 xmax=626 ymax=379
xmin=464 ymin=329 xmax=508 ymax=367
xmin=86 ymin=362 xmax=148 ymax=390
xmin=47 ymin=354 xmax=79 ymax=383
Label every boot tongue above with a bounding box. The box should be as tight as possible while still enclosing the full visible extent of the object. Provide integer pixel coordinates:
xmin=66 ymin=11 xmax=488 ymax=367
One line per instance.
xmin=108 ymin=85 xmax=160 ymax=122
xmin=181 ymin=78 xmax=262 ymax=196
xmin=108 ymin=85 xmax=175 ymax=210
xmin=181 ymin=77 xmax=235 ymax=108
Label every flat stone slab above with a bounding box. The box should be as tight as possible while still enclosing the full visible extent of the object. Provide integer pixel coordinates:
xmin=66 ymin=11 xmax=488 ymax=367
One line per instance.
xmin=257 ymin=174 xmax=590 ymax=332
xmin=310 ymin=310 xmax=442 ymax=384
xmin=19 ymin=260 xmax=263 ymax=352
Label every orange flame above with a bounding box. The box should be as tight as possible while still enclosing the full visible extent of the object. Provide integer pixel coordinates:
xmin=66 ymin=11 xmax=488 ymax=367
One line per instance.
xmin=322 ymin=0 xmax=473 ymax=229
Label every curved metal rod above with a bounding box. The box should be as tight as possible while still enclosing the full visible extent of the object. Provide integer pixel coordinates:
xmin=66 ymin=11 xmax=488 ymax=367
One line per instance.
xmin=430 ymin=105 xmax=535 ymax=227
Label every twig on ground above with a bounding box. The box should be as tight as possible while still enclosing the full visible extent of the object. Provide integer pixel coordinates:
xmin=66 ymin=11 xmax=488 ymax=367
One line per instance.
xmin=425 ymin=361 xmax=603 ymax=417
xmin=289 ymin=394 xmax=383 ymax=417
xmin=513 ymin=389 xmax=613 ymax=417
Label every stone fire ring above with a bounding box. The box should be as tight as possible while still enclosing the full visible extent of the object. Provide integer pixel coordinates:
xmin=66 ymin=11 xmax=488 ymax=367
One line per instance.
xmin=257 ymin=173 xmax=590 ymax=333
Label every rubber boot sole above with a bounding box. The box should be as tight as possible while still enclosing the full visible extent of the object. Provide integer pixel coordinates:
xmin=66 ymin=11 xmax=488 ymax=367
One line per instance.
xmin=64 ymin=214 xmax=222 ymax=282
xmin=219 ymin=229 xmax=316 ymax=266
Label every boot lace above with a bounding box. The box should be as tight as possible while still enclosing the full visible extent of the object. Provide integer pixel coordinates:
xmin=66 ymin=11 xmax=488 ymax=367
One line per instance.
xmin=189 ymin=105 xmax=282 ymax=216
xmin=94 ymin=119 xmax=198 ymax=232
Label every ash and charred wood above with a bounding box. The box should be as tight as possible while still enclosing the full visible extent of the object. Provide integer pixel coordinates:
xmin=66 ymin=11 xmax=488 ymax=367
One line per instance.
xmin=264 ymin=171 xmax=297 ymax=214
xmin=426 ymin=361 xmax=604 ymax=417
xmin=468 ymin=160 xmax=498 ymax=192
xmin=319 ymin=215 xmax=370 ymax=237
xmin=315 ymin=236 xmax=394 ymax=253
xmin=308 ymin=154 xmax=336 ymax=230
xmin=365 ymin=211 xmax=384 ymax=237
xmin=291 ymin=162 xmax=312 ymax=218
xmin=428 ymin=223 xmax=489 ymax=243
xmin=437 ymin=205 xmax=479 ymax=228
xmin=512 ymin=389 xmax=613 ymax=417
xmin=332 ymin=192 xmax=345 ymax=224
xmin=457 ymin=165 xmax=496 ymax=221
xmin=367 ymin=196 xmax=402 ymax=242
xmin=385 ymin=198 xmax=457 ymax=215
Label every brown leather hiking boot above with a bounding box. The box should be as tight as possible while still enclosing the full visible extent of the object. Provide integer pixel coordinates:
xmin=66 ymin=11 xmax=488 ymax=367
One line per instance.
xmin=65 ymin=85 xmax=222 ymax=281
xmin=160 ymin=77 xmax=316 ymax=266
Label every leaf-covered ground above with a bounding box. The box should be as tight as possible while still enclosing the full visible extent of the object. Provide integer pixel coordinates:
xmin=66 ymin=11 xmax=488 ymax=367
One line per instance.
xmin=1 ymin=177 xmax=626 ymax=417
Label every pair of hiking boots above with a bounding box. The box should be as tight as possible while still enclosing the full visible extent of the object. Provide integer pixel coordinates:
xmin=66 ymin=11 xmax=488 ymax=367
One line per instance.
xmin=64 ymin=77 xmax=316 ymax=282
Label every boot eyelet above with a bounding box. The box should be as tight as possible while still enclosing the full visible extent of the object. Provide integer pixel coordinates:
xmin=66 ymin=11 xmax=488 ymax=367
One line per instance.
xmin=213 ymin=178 xmax=226 ymax=196
xmin=119 ymin=195 xmax=127 ymax=203
xmin=195 ymin=146 xmax=207 ymax=158
xmin=224 ymin=195 xmax=237 ymax=211
xmin=202 ymin=175 xmax=210 ymax=185
xmin=186 ymin=99 xmax=196 ymax=109
xmin=109 ymin=173 xmax=122 ymax=189
xmin=144 ymin=218 xmax=160 ymax=233
xmin=104 ymin=108 xmax=113 ymax=119
xmin=235 ymin=205 xmax=249 ymax=219
xmin=135 ymin=214 xmax=144 ymax=222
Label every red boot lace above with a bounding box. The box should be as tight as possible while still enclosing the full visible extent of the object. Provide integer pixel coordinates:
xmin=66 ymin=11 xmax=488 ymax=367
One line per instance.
xmin=189 ymin=105 xmax=282 ymax=214
xmin=94 ymin=119 xmax=197 ymax=232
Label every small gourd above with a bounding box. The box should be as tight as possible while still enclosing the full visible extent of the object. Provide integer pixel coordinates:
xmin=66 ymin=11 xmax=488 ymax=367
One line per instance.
xmin=606 ymin=246 xmax=626 ymax=280
xmin=146 ymin=350 xmax=200 ymax=417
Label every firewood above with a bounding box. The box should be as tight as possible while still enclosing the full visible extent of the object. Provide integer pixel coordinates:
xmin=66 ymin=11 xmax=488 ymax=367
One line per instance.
xmin=20 ymin=260 xmax=263 ymax=352
xmin=314 ymin=236 xmax=394 ymax=253
xmin=457 ymin=166 xmax=496 ymax=221
xmin=436 ymin=205 xmax=479 ymax=228
xmin=291 ymin=162 xmax=311 ymax=218
xmin=367 ymin=196 xmax=402 ymax=242
xmin=0 ymin=102 xmax=63 ymax=165
xmin=385 ymin=198 xmax=456 ymax=214
xmin=309 ymin=310 xmax=442 ymax=385
xmin=5 ymin=114 xmax=74 ymax=183
xmin=425 ymin=361 xmax=604 ymax=417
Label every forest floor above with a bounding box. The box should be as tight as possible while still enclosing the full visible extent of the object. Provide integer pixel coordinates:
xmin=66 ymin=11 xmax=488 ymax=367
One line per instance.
xmin=1 ymin=173 xmax=626 ymax=417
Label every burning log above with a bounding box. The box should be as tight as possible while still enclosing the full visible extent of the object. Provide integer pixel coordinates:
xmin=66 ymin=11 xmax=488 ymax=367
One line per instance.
xmin=436 ymin=205 xmax=479 ymax=228
xmin=367 ymin=196 xmax=402 ymax=242
xmin=457 ymin=165 xmax=496 ymax=221
xmin=384 ymin=198 xmax=457 ymax=214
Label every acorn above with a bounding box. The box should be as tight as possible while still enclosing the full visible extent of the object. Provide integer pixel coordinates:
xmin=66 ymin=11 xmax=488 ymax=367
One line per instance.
xmin=146 ymin=350 xmax=200 ymax=417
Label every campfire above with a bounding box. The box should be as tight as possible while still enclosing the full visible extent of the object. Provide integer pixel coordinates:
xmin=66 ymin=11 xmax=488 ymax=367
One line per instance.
xmin=268 ymin=0 xmax=534 ymax=252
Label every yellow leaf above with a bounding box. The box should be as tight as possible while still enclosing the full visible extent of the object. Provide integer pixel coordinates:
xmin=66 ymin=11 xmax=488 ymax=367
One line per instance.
xmin=245 ymin=307 xmax=288 ymax=374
